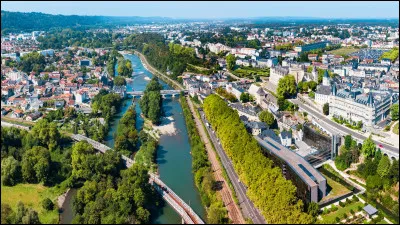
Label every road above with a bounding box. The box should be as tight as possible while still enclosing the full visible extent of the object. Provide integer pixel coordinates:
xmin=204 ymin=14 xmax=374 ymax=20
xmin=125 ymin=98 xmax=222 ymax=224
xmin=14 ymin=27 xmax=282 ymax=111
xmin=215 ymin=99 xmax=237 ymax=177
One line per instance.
xmin=198 ymin=109 xmax=266 ymax=224
xmin=186 ymin=96 xmax=245 ymax=224
xmin=290 ymin=99 xmax=399 ymax=156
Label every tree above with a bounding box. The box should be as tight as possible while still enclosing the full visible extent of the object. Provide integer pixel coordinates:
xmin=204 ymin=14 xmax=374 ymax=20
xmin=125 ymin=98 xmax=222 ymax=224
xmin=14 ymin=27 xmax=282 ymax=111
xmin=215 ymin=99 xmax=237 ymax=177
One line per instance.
xmin=21 ymin=146 xmax=51 ymax=183
xmin=226 ymin=54 xmax=236 ymax=70
xmin=117 ymin=59 xmax=133 ymax=77
xmin=377 ymin=155 xmax=391 ymax=177
xmin=42 ymin=198 xmax=54 ymax=211
xmin=1 ymin=203 xmax=13 ymax=224
xmin=344 ymin=135 xmax=352 ymax=150
xmin=308 ymin=91 xmax=315 ymax=99
xmin=362 ymin=136 xmax=376 ymax=158
xmin=240 ymin=92 xmax=251 ymax=103
xmin=277 ymin=75 xmax=297 ymax=98
xmin=259 ymin=110 xmax=275 ymax=126
xmin=114 ymin=76 xmax=126 ymax=86
xmin=323 ymin=103 xmax=329 ymax=115
xmin=22 ymin=209 xmax=41 ymax=224
xmin=308 ymin=81 xmax=317 ymax=91
xmin=391 ymin=103 xmax=399 ymax=121
xmin=388 ymin=159 xmax=399 ymax=184
xmin=1 ymin=156 xmax=20 ymax=186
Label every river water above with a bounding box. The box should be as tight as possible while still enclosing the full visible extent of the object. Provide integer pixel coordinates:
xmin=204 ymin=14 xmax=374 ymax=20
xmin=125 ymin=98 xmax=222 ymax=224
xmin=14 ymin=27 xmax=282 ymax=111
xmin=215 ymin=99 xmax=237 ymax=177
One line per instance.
xmin=107 ymin=54 xmax=205 ymax=224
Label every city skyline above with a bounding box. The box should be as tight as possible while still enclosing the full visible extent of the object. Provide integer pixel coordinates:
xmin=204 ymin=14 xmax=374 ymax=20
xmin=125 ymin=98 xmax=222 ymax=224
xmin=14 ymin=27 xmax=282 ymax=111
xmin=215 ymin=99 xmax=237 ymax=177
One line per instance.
xmin=1 ymin=1 xmax=399 ymax=19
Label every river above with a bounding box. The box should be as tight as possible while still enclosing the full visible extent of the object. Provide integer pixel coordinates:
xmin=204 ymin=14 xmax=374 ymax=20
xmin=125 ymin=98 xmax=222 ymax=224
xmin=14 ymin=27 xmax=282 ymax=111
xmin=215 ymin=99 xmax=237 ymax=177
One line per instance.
xmin=110 ymin=54 xmax=205 ymax=223
xmin=60 ymin=54 xmax=205 ymax=224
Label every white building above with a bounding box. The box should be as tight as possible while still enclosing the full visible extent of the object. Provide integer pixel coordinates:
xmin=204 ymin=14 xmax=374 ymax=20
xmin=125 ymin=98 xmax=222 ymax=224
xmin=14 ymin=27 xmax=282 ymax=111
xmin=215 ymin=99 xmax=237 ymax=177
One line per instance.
xmin=269 ymin=66 xmax=289 ymax=86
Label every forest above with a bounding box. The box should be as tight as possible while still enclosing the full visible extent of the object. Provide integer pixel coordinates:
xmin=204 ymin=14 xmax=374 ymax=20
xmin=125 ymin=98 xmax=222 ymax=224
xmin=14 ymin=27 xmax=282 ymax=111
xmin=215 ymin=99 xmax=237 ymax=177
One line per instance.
xmin=203 ymin=94 xmax=314 ymax=224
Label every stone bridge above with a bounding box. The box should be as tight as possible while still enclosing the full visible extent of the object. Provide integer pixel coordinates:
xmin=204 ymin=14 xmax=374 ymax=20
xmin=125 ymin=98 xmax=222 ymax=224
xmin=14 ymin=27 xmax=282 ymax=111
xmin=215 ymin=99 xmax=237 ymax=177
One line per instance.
xmin=127 ymin=90 xmax=188 ymax=98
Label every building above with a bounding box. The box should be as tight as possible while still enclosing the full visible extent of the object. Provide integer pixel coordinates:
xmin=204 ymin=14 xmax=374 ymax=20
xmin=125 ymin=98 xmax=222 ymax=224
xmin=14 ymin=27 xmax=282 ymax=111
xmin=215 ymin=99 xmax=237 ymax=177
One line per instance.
xmin=255 ymin=135 xmax=327 ymax=203
xmin=294 ymin=41 xmax=331 ymax=53
xmin=244 ymin=121 xmax=268 ymax=135
xmin=247 ymin=84 xmax=267 ymax=106
xmin=26 ymin=111 xmax=42 ymax=121
xmin=315 ymin=70 xmax=332 ymax=106
xmin=75 ymin=90 xmax=89 ymax=104
xmin=329 ymin=86 xmax=394 ymax=127
xmin=363 ymin=205 xmax=378 ymax=219
xmin=308 ymin=54 xmax=319 ymax=61
xmin=79 ymin=59 xmax=92 ymax=67
xmin=279 ymin=131 xmax=292 ymax=147
xmin=226 ymin=83 xmax=245 ymax=100
xmin=269 ymin=66 xmax=289 ymax=86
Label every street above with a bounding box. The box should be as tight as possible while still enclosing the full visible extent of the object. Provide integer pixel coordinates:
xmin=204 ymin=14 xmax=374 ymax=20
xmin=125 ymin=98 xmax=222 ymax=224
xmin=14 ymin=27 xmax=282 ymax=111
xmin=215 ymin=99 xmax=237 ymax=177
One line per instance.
xmin=198 ymin=109 xmax=266 ymax=224
xmin=290 ymin=99 xmax=399 ymax=156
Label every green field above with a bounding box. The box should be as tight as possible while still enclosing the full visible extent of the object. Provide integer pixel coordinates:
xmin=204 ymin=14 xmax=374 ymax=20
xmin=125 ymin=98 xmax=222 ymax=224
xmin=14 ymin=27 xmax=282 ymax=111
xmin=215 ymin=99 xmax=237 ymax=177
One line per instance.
xmin=319 ymin=201 xmax=364 ymax=224
xmin=232 ymin=66 xmax=270 ymax=78
xmin=327 ymin=47 xmax=359 ymax=56
xmin=1 ymin=183 xmax=64 ymax=224
xmin=321 ymin=175 xmax=352 ymax=202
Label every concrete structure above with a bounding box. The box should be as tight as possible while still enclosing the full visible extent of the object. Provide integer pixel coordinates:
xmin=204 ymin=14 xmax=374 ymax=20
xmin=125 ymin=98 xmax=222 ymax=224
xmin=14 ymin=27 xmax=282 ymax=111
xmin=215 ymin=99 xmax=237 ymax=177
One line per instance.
xmin=255 ymin=135 xmax=327 ymax=203
xmin=315 ymin=71 xmax=332 ymax=106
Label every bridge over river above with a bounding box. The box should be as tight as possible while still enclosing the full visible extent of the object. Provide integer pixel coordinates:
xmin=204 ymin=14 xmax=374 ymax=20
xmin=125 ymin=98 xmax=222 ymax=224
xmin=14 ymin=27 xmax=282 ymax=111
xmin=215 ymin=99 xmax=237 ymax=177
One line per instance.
xmin=70 ymin=134 xmax=204 ymax=224
xmin=127 ymin=90 xmax=188 ymax=98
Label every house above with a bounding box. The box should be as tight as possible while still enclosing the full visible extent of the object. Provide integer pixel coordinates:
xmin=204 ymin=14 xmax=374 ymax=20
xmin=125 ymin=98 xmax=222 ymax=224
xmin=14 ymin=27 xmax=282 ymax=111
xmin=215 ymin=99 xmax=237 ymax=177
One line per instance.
xmin=1 ymin=108 xmax=11 ymax=116
xmin=279 ymin=131 xmax=292 ymax=147
xmin=12 ymin=109 xmax=24 ymax=118
xmin=244 ymin=121 xmax=268 ymax=135
xmin=75 ymin=90 xmax=89 ymax=104
xmin=363 ymin=205 xmax=378 ymax=219
xmin=26 ymin=111 xmax=42 ymax=121
xmin=247 ymin=84 xmax=267 ymax=107
xmin=308 ymin=54 xmax=318 ymax=61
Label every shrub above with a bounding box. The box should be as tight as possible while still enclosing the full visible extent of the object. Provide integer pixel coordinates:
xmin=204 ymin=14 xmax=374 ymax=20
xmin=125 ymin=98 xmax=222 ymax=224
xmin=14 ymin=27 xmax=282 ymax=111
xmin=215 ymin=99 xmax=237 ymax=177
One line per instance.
xmin=331 ymin=205 xmax=338 ymax=212
xmin=350 ymin=209 xmax=355 ymax=215
xmin=342 ymin=213 xmax=348 ymax=219
xmin=346 ymin=198 xmax=352 ymax=204
xmin=339 ymin=201 xmax=345 ymax=207
xmin=335 ymin=217 xmax=340 ymax=223
xmin=353 ymin=195 xmax=359 ymax=202
xmin=42 ymin=198 xmax=54 ymax=211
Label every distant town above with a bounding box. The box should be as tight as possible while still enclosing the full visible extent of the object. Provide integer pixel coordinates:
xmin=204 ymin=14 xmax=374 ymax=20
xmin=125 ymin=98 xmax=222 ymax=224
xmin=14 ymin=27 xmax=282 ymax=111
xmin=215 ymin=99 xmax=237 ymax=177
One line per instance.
xmin=1 ymin=7 xmax=399 ymax=225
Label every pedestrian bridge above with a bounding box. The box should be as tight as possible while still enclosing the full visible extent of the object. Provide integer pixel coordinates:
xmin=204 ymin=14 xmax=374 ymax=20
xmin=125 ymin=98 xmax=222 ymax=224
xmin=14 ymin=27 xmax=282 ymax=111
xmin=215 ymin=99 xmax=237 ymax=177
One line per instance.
xmin=70 ymin=134 xmax=204 ymax=224
xmin=127 ymin=90 xmax=187 ymax=98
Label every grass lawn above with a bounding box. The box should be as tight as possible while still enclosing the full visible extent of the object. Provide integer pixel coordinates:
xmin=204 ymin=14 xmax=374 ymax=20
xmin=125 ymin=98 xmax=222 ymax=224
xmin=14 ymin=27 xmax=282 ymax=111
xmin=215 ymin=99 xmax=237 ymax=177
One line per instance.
xmin=393 ymin=122 xmax=399 ymax=135
xmin=327 ymin=47 xmax=359 ymax=56
xmin=321 ymin=175 xmax=351 ymax=202
xmin=232 ymin=67 xmax=270 ymax=78
xmin=319 ymin=201 xmax=364 ymax=224
xmin=1 ymin=183 xmax=65 ymax=224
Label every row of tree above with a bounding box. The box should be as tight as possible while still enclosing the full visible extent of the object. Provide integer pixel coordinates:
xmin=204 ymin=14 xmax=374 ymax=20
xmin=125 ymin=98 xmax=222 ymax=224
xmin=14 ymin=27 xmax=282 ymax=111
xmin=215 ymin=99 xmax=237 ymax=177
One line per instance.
xmin=180 ymin=95 xmax=229 ymax=224
xmin=203 ymin=94 xmax=313 ymax=223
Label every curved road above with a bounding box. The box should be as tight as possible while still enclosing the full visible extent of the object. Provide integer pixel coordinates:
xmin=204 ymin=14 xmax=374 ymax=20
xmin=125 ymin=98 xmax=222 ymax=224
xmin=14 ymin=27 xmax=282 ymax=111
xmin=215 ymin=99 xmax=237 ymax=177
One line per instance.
xmin=290 ymin=98 xmax=399 ymax=157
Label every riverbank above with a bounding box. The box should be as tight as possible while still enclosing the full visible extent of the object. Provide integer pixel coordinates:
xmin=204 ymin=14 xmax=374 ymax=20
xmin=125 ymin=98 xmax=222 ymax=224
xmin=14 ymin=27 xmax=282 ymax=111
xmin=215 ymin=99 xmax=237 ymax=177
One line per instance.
xmin=133 ymin=50 xmax=184 ymax=91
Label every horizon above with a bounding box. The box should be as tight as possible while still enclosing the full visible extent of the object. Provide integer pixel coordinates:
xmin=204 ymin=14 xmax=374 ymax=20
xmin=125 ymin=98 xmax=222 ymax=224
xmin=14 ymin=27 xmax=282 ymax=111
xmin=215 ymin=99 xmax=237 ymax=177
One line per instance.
xmin=1 ymin=1 xmax=399 ymax=19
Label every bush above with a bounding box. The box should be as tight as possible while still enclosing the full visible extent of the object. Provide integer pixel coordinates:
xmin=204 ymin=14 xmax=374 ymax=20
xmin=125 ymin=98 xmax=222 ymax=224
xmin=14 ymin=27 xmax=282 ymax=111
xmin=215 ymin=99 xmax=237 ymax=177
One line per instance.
xmin=335 ymin=217 xmax=340 ymax=223
xmin=350 ymin=209 xmax=355 ymax=215
xmin=339 ymin=201 xmax=345 ymax=207
xmin=342 ymin=213 xmax=348 ymax=219
xmin=346 ymin=198 xmax=352 ymax=204
xmin=353 ymin=195 xmax=359 ymax=202
xmin=42 ymin=198 xmax=54 ymax=211
xmin=331 ymin=205 xmax=338 ymax=212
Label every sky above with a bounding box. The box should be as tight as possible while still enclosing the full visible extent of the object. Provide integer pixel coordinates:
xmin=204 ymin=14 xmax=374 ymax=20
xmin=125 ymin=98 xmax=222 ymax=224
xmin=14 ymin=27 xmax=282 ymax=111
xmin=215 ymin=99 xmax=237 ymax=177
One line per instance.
xmin=1 ymin=1 xmax=399 ymax=19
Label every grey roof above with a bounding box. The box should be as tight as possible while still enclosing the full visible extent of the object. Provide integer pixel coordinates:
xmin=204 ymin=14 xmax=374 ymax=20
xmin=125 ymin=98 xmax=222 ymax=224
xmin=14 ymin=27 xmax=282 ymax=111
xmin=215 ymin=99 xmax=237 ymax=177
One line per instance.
xmin=256 ymin=88 xmax=266 ymax=95
xmin=254 ymin=135 xmax=326 ymax=189
xmin=363 ymin=205 xmax=378 ymax=216
xmin=280 ymin=131 xmax=292 ymax=139
xmin=260 ymin=129 xmax=281 ymax=143
xmin=244 ymin=121 xmax=268 ymax=130
xmin=316 ymin=85 xmax=331 ymax=95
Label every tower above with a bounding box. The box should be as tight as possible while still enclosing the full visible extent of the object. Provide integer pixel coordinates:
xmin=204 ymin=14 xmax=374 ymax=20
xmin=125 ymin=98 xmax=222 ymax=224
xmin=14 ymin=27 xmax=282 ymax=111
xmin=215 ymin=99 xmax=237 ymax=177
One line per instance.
xmin=322 ymin=70 xmax=330 ymax=86
xmin=312 ymin=66 xmax=318 ymax=83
